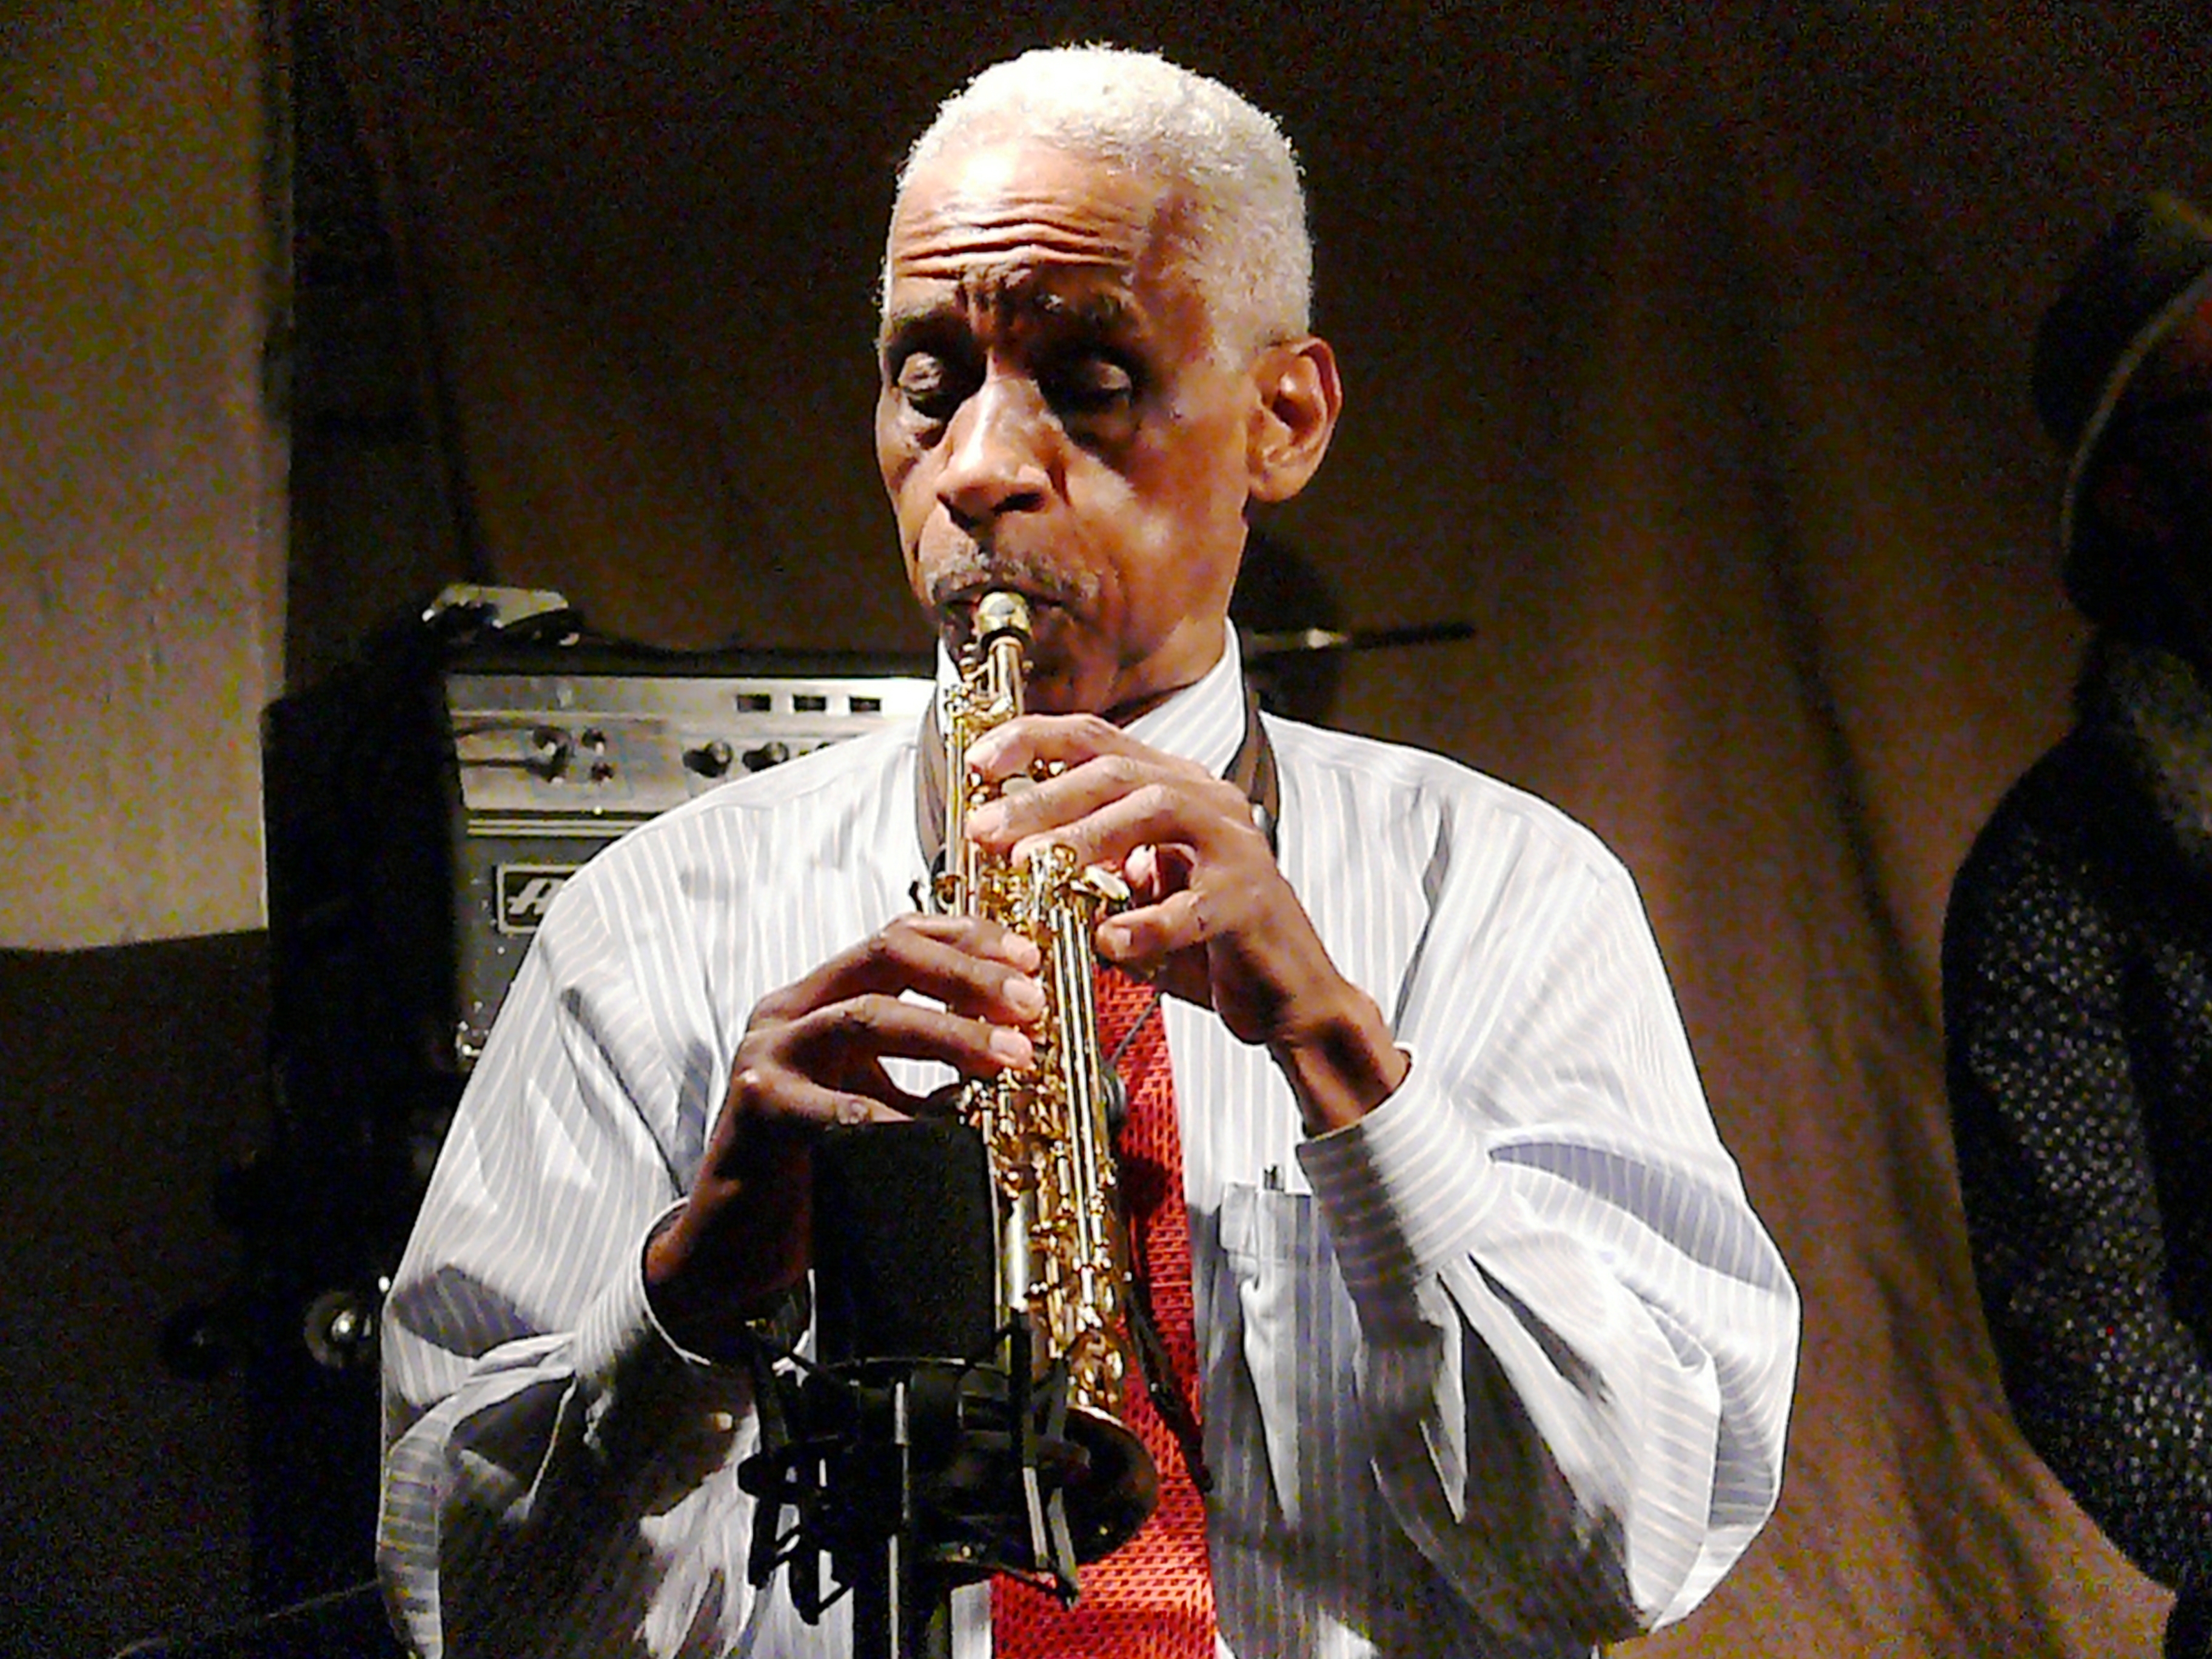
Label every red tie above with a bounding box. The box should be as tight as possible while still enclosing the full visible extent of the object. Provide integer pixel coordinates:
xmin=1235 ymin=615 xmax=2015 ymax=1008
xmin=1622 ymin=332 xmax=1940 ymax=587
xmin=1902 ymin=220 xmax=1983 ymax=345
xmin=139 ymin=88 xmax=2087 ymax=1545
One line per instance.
xmin=991 ymin=970 xmax=1215 ymax=1658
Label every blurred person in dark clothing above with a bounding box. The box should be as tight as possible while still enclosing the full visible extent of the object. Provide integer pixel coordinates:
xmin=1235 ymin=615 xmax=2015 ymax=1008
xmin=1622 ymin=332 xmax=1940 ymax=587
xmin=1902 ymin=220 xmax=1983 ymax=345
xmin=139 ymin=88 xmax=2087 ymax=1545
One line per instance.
xmin=1948 ymin=190 xmax=2212 ymax=1659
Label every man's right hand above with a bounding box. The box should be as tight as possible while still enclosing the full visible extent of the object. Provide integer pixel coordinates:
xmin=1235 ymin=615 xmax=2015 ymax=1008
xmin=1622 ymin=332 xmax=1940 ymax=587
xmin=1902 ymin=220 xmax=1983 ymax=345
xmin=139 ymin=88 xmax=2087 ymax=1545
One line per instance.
xmin=642 ymin=912 xmax=1044 ymax=1360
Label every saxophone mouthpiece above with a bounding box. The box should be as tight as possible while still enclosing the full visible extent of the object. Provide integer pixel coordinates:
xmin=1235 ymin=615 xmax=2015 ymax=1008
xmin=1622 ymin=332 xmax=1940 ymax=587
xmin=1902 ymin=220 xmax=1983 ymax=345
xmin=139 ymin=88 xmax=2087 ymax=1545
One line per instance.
xmin=976 ymin=589 xmax=1033 ymax=646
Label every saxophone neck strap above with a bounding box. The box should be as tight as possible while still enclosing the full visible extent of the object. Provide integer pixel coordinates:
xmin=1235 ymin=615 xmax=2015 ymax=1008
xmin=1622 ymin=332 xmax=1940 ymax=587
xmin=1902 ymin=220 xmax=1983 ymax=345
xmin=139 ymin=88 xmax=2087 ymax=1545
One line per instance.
xmin=1228 ymin=679 xmax=1282 ymax=855
xmin=914 ymin=678 xmax=1281 ymax=874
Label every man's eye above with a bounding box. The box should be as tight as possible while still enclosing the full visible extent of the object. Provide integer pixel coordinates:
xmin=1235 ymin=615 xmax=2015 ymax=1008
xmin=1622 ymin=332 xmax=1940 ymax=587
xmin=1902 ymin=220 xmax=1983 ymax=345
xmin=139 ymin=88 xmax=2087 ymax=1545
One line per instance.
xmin=894 ymin=354 xmax=968 ymax=422
xmin=1046 ymin=357 xmax=1137 ymax=416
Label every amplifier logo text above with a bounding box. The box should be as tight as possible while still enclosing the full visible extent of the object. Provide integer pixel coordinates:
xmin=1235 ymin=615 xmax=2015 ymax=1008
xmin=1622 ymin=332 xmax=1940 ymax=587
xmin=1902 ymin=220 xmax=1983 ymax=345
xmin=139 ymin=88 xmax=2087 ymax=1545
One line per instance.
xmin=495 ymin=863 xmax=581 ymax=934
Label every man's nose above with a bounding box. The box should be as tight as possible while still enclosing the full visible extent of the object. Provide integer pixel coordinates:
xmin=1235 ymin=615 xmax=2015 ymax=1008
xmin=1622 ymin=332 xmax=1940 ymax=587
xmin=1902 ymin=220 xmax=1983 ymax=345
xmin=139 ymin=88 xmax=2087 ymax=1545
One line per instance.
xmin=937 ymin=375 xmax=1052 ymax=529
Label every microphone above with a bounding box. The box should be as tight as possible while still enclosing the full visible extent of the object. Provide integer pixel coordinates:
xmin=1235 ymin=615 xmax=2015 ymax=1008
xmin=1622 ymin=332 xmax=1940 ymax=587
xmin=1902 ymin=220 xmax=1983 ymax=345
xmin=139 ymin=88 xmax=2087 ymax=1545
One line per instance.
xmin=812 ymin=1119 xmax=999 ymax=1366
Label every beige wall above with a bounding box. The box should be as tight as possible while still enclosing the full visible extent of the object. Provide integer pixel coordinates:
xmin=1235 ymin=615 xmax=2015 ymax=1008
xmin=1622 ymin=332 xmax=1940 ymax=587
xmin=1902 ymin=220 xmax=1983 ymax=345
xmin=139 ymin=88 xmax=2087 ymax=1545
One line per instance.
xmin=0 ymin=0 xmax=282 ymax=950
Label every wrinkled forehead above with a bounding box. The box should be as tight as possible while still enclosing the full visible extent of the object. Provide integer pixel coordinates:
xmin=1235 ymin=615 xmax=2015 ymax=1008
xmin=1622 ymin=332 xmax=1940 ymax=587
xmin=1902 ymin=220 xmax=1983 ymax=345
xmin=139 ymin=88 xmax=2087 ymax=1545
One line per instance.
xmin=891 ymin=141 xmax=1164 ymax=241
xmin=883 ymin=141 xmax=1203 ymax=318
xmin=879 ymin=264 xmax=1140 ymax=340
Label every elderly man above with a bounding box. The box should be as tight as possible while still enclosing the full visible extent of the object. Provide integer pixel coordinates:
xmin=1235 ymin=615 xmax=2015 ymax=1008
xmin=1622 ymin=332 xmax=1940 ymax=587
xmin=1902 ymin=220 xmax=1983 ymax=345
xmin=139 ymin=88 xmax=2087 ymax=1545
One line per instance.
xmin=1947 ymin=192 xmax=2212 ymax=1659
xmin=380 ymin=46 xmax=1796 ymax=1658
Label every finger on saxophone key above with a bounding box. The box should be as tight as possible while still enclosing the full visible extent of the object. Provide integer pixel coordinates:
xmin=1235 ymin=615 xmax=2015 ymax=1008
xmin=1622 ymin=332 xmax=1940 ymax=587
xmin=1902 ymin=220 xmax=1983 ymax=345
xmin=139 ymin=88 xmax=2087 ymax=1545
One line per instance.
xmin=1003 ymin=976 xmax=1047 ymax=1020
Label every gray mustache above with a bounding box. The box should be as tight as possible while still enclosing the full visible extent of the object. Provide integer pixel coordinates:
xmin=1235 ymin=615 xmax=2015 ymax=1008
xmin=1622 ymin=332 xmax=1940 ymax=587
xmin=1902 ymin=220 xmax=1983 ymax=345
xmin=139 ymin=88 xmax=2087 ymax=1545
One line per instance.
xmin=924 ymin=547 xmax=1099 ymax=614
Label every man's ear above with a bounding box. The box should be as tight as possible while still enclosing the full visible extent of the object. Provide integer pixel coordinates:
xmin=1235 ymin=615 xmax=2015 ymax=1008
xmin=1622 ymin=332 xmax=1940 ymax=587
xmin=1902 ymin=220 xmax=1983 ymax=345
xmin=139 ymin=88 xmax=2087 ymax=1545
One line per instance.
xmin=1247 ymin=337 xmax=1341 ymax=504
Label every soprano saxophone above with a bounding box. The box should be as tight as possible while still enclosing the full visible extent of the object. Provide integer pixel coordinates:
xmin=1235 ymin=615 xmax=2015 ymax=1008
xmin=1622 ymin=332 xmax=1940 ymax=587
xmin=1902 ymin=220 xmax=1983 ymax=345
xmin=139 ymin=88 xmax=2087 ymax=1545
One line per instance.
xmin=932 ymin=589 xmax=1159 ymax=1568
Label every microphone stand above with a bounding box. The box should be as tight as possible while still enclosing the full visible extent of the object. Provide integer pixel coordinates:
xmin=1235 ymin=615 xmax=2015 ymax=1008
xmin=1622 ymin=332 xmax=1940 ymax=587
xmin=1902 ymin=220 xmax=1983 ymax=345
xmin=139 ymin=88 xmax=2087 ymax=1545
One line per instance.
xmin=736 ymin=1121 xmax=1085 ymax=1659
xmin=738 ymin=1342 xmax=1076 ymax=1659
xmin=849 ymin=1374 xmax=955 ymax=1659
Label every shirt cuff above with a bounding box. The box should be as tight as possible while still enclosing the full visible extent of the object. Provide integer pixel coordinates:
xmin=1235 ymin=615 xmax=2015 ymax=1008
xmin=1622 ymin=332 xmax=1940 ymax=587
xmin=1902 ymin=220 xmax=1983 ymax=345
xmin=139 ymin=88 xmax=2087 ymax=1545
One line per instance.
xmin=571 ymin=1201 xmax=752 ymax=1458
xmin=1295 ymin=1048 xmax=1500 ymax=1313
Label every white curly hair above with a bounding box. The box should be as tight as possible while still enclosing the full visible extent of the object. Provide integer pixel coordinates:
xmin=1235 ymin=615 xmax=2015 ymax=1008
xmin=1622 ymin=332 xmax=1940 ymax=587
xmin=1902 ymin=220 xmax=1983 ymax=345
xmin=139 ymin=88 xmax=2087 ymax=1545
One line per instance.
xmin=888 ymin=45 xmax=1312 ymax=357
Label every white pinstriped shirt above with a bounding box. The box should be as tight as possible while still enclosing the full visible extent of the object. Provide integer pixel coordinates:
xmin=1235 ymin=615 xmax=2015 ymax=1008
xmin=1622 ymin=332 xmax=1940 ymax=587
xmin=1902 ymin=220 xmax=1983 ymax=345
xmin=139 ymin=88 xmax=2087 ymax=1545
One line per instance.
xmin=378 ymin=631 xmax=1798 ymax=1658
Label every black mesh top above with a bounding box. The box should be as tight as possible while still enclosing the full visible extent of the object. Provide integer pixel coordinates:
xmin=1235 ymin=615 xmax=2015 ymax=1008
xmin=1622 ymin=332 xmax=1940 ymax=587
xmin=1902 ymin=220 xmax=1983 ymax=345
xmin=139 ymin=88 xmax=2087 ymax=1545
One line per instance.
xmin=1946 ymin=723 xmax=2212 ymax=1594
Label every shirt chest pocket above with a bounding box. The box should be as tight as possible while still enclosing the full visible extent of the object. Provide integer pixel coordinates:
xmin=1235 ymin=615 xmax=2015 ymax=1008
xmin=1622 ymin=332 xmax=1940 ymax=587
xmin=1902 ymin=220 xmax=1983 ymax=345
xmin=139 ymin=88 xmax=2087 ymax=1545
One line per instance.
xmin=1212 ymin=1181 xmax=1366 ymax=1535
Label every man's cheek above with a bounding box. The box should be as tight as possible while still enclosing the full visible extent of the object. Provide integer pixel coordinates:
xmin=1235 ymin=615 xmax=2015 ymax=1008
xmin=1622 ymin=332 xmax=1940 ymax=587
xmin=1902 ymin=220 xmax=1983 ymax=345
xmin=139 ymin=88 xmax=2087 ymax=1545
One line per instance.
xmin=898 ymin=477 xmax=937 ymax=541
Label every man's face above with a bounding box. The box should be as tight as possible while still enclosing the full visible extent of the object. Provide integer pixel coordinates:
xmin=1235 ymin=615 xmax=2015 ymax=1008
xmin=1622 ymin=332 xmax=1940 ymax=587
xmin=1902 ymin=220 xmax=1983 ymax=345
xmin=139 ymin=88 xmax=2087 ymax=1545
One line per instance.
xmin=876 ymin=141 xmax=1264 ymax=718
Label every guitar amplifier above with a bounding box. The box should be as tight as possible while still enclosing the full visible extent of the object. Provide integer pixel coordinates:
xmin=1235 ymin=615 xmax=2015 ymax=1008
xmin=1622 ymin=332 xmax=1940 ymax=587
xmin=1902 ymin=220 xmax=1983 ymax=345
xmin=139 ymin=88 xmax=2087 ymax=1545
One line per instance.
xmin=260 ymin=596 xmax=934 ymax=1290
xmin=446 ymin=662 xmax=934 ymax=1064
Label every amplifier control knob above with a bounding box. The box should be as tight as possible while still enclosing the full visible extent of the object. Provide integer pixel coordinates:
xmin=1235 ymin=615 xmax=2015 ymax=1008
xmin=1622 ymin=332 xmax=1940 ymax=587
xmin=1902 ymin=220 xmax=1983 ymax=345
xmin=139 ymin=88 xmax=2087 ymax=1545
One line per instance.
xmin=742 ymin=741 xmax=791 ymax=773
xmin=528 ymin=725 xmax=573 ymax=780
xmin=684 ymin=740 xmax=734 ymax=779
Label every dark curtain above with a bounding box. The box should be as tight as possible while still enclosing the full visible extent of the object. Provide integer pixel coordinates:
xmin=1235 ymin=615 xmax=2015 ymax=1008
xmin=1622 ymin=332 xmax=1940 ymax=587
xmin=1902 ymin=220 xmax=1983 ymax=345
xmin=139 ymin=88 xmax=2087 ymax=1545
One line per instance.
xmin=324 ymin=3 xmax=2212 ymax=1651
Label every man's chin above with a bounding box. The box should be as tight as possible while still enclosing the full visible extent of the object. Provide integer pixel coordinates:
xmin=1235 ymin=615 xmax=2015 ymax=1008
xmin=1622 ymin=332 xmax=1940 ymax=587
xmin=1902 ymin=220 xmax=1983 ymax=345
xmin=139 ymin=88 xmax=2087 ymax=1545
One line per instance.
xmin=1010 ymin=659 xmax=1094 ymax=716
